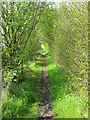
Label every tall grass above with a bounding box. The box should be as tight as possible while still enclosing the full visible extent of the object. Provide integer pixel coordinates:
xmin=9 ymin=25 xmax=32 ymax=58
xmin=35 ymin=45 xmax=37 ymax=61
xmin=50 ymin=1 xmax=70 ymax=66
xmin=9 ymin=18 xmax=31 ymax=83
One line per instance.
xmin=46 ymin=55 xmax=88 ymax=118
xmin=2 ymin=55 xmax=42 ymax=118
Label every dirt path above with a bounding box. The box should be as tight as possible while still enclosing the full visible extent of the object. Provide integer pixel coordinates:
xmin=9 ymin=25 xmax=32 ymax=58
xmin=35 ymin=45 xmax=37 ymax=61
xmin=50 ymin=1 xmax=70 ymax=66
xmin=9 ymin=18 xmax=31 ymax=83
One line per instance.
xmin=38 ymin=54 xmax=55 ymax=119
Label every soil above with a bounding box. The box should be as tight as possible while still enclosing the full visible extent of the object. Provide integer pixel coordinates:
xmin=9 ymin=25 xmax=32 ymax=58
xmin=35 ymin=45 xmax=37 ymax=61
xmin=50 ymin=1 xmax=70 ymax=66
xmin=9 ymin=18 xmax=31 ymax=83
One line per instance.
xmin=38 ymin=55 xmax=55 ymax=120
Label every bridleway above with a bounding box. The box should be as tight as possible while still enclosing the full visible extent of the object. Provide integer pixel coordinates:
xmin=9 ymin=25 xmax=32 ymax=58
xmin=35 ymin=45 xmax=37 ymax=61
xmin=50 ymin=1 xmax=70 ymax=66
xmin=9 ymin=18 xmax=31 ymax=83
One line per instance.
xmin=38 ymin=54 xmax=55 ymax=120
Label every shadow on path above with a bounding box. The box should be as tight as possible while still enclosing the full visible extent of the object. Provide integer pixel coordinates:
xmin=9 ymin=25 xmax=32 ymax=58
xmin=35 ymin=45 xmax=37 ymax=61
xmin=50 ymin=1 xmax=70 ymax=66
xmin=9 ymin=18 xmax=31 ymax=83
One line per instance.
xmin=38 ymin=55 xmax=55 ymax=120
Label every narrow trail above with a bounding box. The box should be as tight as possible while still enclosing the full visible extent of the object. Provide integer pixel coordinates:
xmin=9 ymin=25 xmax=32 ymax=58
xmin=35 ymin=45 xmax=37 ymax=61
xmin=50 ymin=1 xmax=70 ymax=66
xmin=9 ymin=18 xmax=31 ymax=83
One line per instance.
xmin=38 ymin=54 xmax=55 ymax=120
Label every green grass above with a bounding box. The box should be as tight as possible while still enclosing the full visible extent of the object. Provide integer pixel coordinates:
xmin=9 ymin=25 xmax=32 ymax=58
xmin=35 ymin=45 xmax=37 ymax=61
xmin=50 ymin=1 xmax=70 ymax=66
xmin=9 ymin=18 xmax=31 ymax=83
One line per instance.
xmin=2 ymin=55 xmax=42 ymax=118
xmin=46 ymin=55 xmax=88 ymax=118
xmin=2 ymin=51 xmax=88 ymax=118
xmin=37 ymin=49 xmax=48 ymax=56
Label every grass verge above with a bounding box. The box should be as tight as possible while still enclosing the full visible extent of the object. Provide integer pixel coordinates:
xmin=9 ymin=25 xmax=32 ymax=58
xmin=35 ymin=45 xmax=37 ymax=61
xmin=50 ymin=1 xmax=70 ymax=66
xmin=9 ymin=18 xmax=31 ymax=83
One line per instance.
xmin=2 ymin=55 xmax=42 ymax=118
xmin=46 ymin=55 xmax=88 ymax=118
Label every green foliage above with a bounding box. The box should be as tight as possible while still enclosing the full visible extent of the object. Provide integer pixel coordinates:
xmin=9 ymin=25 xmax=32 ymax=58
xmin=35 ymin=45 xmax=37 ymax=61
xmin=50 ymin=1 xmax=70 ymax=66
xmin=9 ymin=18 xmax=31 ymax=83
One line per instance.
xmin=45 ymin=1 xmax=88 ymax=107
xmin=53 ymin=94 xmax=88 ymax=118
xmin=1 ymin=1 xmax=88 ymax=119
xmin=2 ymin=55 xmax=42 ymax=118
xmin=38 ymin=3 xmax=58 ymax=47
xmin=1 ymin=1 xmax=53 ymax=85
xmin=46 ymin=55 xmax=88 ymax=118
xmin=3 ymin=70 xmax=19 ymax=83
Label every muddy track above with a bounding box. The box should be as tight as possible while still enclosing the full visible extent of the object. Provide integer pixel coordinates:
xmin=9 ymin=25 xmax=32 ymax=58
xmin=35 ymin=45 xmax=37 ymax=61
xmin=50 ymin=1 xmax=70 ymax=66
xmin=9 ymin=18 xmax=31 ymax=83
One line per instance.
xmin=38 ymin=55 xmax=55 ymax=120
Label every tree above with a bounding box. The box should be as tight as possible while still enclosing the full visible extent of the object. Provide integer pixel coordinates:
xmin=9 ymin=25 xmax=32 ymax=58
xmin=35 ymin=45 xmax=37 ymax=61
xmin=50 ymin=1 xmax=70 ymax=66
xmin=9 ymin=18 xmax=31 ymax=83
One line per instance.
xmin=1 ymin=1 xmax=53 ymax=85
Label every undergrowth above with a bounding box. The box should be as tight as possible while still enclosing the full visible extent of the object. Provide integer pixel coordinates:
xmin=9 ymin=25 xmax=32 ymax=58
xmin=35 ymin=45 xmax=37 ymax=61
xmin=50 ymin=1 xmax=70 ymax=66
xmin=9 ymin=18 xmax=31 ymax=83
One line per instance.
xmin=46 ymin=54 xmax=88 ymax=118
xmin=2 ymin=55 xmax=42 ymax=119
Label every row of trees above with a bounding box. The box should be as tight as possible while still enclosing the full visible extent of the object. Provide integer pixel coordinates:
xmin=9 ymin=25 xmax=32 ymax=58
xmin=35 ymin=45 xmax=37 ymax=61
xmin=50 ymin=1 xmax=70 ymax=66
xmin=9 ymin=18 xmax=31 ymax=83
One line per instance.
xmin=42 ymin=1 xmax=88 ymax=104
xmin=1 ymin=1 xmax=88 ymax=104
xmin=1 ymin=1 xmax=55 ymax=86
